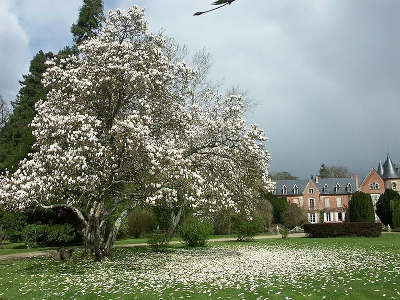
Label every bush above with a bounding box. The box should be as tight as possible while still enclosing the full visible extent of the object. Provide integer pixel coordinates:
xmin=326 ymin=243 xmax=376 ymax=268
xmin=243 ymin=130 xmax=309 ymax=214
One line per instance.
xmin=233 ymin=215 xmax=265 ymax=241
xmin=349 ymin=191 xmax=375 ymax=222
xmin=147 ymin=230 xmax=170 ymax=252
xmin=0 ymin=224 xmax=6 ymax=245
xmin=304 ymin=222 xmax=381 ymax=238
xmin=46 ymin=224 xmax=75 ymax=246
xmin=128 ymin=208 xmax=155 ymax=238
xmin=279 ymin=227 xmax=289 ymax=238
xmin=179 ymin=217 xmax=214 ymax=247
xmin=22 ymin=223 xmax=76 ymax=248
xmin=22 ymin=224 xmax=49 ymax=248
xmin=0 ymin=210 xmax=28 ymax=242
xmin=282 ymin=204 xmax=308 ymax=229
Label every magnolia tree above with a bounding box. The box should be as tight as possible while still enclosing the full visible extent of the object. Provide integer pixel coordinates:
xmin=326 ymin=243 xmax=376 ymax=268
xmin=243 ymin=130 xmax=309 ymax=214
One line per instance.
xmin=0 ymin=6 xmax=270 ymax=260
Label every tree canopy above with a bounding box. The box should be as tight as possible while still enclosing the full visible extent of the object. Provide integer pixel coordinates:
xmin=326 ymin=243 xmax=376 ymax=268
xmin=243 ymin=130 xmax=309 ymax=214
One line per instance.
xmin=319 ymin=164 xmax=352 ymax=178
xmin=71 ymin=0 xmax=104 ymax=45
xmin=0 ymin=7 xmax=270 ymax=260
xmin=271 ymin=171 xmax=298 ymax=180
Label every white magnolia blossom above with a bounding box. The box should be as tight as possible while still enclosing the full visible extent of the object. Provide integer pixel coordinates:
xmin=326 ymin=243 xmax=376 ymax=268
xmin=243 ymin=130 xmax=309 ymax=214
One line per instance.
xmin=0 ymin=6 xmax=270 ymax=258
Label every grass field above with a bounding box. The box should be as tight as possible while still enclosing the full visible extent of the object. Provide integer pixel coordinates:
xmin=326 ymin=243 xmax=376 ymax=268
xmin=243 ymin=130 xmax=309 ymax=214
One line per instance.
xmin=1 ymin=233 xmax=400 ymax=299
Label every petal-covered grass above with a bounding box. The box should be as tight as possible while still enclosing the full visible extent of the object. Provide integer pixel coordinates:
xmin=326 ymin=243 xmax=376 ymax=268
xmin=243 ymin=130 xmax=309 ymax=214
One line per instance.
xmin=1 ymin=233 xmax=400 ymax=299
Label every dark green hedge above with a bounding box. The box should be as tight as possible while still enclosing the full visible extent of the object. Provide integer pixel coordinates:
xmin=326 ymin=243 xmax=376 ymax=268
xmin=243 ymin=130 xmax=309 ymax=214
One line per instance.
xmin=304 ymin=222 xmax=381 ymax=238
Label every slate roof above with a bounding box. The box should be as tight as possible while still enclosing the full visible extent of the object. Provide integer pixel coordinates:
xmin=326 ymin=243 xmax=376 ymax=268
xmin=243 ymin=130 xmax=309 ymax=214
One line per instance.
xmin=314 ymin=177 xmax=356 ymax=195
xmin=382 ymin=155 xmax=400 ymax=179
xmin=377 ymin=161 xmax=384 ymax=177
xmin=275 ymin=179 xmax=308 ymax=196
xmin=275 ymin=177 xmax=356 ymax=196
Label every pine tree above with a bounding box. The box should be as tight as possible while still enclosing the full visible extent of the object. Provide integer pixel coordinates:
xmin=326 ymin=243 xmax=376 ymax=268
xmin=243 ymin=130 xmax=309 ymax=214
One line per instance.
xmin=349 ymin=191 xmax=375 ymax=223
xmin=0 ymin=51 xmax=52 ymax=172
xmin=71 ymin=0 xmax=104 ymax=45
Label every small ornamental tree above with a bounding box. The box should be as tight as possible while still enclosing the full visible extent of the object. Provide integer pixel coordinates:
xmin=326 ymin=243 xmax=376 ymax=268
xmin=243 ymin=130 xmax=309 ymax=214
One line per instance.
xmin=282 ymin=203 xmax=308 ymax=229
xmin=260 ymin=192 xmax=289 ymax=224
xmin=376 ymin=189 xmax=400 ymax=227
xmin=349 ymin=191 xmax=375 ymax=223
xmin=0 ymin=7 xmax=270 ymax=260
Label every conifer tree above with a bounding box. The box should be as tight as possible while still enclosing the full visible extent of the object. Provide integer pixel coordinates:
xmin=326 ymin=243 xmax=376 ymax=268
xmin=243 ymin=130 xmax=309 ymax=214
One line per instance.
xmin=376 ymin=189 xmax=400 ymax=227
xmin=71 ymin=0 xmax=104 ymax=45
xmin=0 ymin=51 xmax=52 ymax=172
xmin=349 ymin=191 xmax=375 ymax=223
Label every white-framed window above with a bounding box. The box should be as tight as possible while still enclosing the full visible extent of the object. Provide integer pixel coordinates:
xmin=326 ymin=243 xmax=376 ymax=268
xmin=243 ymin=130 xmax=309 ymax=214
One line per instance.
xmin=309 ymin=198 xmax=315 ymax=210
xmin=346 ymin=183 xmax=352 ymax=192
xmin=325 ymin=198 xmax=330 ymax=208
xmin=309 ymin=188 xmax=314 ymax=194
xmin=392 ymin=182 xmax=397 ymax=190
xmin=293 ymin=185 xmax=299 ymax=195
xmin=336 ymin=197 xmax=342 ymax=208
xmin=323 ymin=184 xmax=328 ymax=192
xmin=370 ymin=182 xmax=380 ymax=190
xmin=309 ymin=213 xmax=316 ymax=223
xmin=282 ymin=185 xmax=287 ymax=195
xmin=325 ymin=212 xmax=332 ymax=222
xmin=334 ymin=183 xmax=340 ymax=193
xmin=338 ymin=212 xmax=343 ymax=222
xmin=293 ymin=198 xmax=299 ymax=205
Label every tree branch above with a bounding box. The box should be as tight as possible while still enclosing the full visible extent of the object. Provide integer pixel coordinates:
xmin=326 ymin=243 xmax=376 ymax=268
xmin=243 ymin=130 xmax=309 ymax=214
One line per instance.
xmin=41 ymin=204 xmax=88 ymax=228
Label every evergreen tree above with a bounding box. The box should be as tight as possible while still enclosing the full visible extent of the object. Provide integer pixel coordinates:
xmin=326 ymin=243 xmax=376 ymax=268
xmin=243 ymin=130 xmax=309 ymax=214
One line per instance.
xmin=71 ymin=0 xmax=104 ymax=45
xmin=319 ymin=164 xmax=330 ymax=178
xmin=376 ymin=189 xmax=400 ymax=227
xmin=349 ymin=191 xmax=375 ymax=223
xmin=0 ymin=51 xmax=52 ymax=172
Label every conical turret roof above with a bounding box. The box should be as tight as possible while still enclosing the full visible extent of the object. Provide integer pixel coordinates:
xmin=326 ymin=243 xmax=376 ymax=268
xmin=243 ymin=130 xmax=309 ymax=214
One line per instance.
xmin=382 ymin=155 xmax=400 ymax=179
xmin=377 ymin=161 xmax=384 ymax=177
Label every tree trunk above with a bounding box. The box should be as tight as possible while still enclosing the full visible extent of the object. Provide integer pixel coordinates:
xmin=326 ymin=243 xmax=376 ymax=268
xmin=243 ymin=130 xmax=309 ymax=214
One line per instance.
xmin=168 ymin=206 xmax=184 ymax=238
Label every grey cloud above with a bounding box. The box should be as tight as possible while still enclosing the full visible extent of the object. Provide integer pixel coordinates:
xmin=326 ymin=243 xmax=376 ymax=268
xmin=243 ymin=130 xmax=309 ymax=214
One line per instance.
xmin=2 ymin=0 xmax=400 ymax=179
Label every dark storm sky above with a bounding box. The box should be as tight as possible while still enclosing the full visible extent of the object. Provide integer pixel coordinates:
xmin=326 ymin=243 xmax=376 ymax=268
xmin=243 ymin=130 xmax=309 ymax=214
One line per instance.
xmin=1 ymin=0 xmax=399 ymax=179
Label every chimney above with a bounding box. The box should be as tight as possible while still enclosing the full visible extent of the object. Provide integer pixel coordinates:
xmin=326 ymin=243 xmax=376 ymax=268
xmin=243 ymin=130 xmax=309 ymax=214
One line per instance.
xmin=315 ymin=175 xmax=319 ymax=184
xmin=352 ymin=174 xmax=359 ymax=190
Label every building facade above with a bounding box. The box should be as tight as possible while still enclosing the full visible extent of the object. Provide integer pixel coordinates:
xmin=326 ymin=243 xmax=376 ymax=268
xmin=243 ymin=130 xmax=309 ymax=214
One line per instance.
xmin=274 ymin=176 xmax=356 ymax=223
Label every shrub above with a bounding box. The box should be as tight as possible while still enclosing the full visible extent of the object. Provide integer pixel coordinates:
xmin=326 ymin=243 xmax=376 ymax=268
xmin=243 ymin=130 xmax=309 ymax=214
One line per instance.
xmin=147 ymin=230 xmax=170 ymax=252
xmin=46 ymin=224 xmax=75 ymax=246
xmin=279 ymin=227 xmax=289 ymax=238
xmin=233 ymin=215 xmax=265 ymax=241
xmin=376 ymin=189 xmax=400 ymax=226
xmin=0 ymin=210 xmax=28 ymax=242
xmin=128 ymin=208 xmax=155 ymax=238
xmin=179 ymin=217 xmax=214 ymax=247
xmin=349 ymin=191 xmax=375 ymax=222
xmin=304 ymin=222 xmax=381 ymax=238
xmin=0 ymin=224 xmax=6 ymax=245
xmin=282 ymin=204 xmax=308 ymax=229
xmin=22 ymin=224 xmax=49 ymax=248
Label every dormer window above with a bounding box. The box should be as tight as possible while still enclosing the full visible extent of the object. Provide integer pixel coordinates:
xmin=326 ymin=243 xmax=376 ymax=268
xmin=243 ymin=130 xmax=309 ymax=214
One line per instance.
xmin=323 ymin=184 xmax=328 ymax=192
xmin=334 ymin=183 xmax=340 ymax=193
xmin=346 ymin=183 xmax=352 ymax=192
xmin=282 ymin=185 xmax=287 ymax=195
xmin=293 ymin=185 xmax=299 ymax=195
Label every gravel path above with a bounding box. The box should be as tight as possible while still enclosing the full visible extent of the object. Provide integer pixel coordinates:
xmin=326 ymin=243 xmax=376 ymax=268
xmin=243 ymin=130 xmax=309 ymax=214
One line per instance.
xmin=0 ymin=233 xmax=306 ymax=261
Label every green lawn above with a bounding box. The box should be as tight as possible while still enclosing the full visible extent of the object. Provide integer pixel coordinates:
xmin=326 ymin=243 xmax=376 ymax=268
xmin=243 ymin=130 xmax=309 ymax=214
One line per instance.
xmin=1 ymin=234 xmax=400 ymax=299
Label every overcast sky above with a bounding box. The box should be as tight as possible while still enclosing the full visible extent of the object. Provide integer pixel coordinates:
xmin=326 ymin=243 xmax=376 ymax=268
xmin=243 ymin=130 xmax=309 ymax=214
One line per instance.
xmin=1 ymin=0 xmax=400 ymax=179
